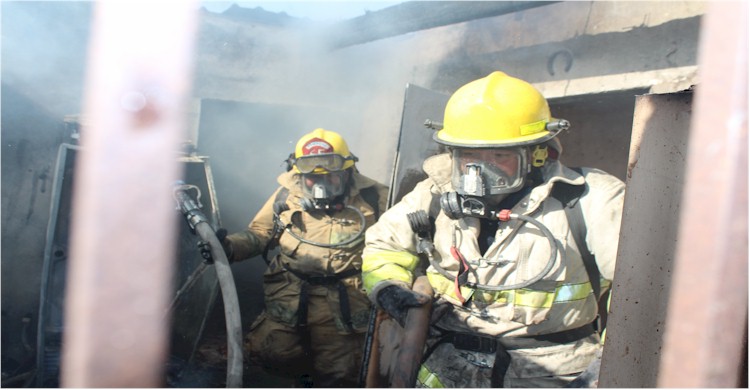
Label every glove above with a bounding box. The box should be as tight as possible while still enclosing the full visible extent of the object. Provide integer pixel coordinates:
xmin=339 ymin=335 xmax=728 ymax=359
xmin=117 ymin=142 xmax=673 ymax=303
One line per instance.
xmin=216 ymin=227 xmax=228 ymax=243
xmin=376 ymin=284 xmax=431 ymax=327
xmin=213 ymin=228 xmax=234 ymax=263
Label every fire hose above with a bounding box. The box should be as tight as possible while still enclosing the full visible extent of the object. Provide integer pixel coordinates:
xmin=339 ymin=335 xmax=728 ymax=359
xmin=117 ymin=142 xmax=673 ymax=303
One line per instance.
xmin=172 ymin=182 xmax=243 ymax=388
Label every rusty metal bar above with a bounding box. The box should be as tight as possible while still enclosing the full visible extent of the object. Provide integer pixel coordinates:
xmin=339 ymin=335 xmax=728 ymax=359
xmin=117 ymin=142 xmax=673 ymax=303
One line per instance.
xmin=60 ymin=1 xmax=197 ymax=387
xmin=658 ymin=1 xmax=748 ymax=387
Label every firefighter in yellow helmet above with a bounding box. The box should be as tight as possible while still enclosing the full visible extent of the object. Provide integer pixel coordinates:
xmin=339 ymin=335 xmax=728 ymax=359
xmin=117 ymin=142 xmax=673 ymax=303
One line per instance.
xmin=362 ymin=71 xmax=625 ymax=387
xmin=220 ymin=128 xmax=388 ymax=387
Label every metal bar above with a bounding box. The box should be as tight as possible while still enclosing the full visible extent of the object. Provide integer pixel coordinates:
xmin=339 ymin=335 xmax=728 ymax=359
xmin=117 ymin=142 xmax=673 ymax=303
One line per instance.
xmin=328 ymin=1 xmax=558 ymax=48
xmin=657 ymin=1 xmax=748 ymax=387
xmin=60 ymin=1 xmax=197 ymax=387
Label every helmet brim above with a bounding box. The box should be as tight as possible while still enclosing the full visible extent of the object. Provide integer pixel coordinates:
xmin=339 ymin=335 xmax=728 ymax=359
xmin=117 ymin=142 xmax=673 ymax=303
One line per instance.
xmin=434 ymin=124 xmax=563 ymax=148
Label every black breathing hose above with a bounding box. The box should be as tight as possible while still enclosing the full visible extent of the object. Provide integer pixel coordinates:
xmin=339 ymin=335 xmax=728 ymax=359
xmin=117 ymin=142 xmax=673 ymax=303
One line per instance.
xmin=173 ymin=183 xmax=243 ymax=388
xmin=412 ymin=210 xmax=558 ymax=292
xmin=465 ymin=213 xmax=557 ymax=291
xmin=281 ymin=205 xmax=367 ymax=248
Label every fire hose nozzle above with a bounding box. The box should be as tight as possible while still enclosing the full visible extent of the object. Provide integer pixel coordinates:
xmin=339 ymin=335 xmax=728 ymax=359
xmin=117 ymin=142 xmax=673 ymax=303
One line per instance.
xmin=173 ymin=181 xmax=208 ymax=231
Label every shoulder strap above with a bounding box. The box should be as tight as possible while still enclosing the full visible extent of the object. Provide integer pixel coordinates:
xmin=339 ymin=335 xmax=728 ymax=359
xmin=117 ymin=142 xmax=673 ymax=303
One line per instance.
xmin=263 ymin=187 xmax=290 ymax=263
xmin=550 ymin=168 xmax=601 ymax=299
xmin=359 ymin=186 xmax=381 ymax=219
xmin=273 ymin=187 xmax=290 ymax=212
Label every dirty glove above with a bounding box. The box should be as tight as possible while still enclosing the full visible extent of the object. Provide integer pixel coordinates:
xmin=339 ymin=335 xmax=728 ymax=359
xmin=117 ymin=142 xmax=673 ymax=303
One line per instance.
xmin=215 ymin=227 xmax=228 ymax=245
xmin=198 ymin=228 xmax=232 ymax=264
xmin=376 ymin=284 xmax=431 ymax=327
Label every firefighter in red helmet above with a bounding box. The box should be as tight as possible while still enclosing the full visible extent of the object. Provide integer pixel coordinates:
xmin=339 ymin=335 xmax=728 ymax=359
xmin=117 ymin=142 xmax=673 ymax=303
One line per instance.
xmin=221 ymin=128 xmax=388 ymax=387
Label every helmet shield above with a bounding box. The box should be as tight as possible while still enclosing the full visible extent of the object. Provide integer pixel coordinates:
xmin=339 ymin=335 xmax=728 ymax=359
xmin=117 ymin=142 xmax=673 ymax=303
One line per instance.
xmin=451 ymin=147 xmax=528 ymax=196
xmin=301 ymin=170 xmax=349 ymax=200
xmin=294 ymin=153 xmax=357 ymax=174
xmin=293 ymin=128 xmax=356 ymax=173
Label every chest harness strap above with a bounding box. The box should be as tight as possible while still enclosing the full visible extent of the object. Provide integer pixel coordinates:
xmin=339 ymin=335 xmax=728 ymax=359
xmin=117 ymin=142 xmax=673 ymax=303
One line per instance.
xmin=282 ymin=264 xmax=362 ymax=333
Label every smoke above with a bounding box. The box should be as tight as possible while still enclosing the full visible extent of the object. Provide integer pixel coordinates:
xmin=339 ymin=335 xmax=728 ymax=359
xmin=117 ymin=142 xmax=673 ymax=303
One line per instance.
xmin=191 ymin=4 xmax=462 ymax=232
xmin=1 ymin=2 xmax=92 ymax=119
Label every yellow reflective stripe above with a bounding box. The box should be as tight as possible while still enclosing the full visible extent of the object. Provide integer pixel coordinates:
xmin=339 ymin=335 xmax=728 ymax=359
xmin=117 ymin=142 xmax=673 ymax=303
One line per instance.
xmin=362 ymin=251 xmax=420 ymax=272
xmin=362 ymin=263 xmax=413 ymax=293
xmin=427 ymin=271 xmax=598 ymax=308
xmin=426 ymin=272 xmax=475 ymax=302
xmin=515 ymin=282 xmax=594 ymax=307
xmin=475 ymin=289 xmax=512 ymax=304
xmin=417 ymin=365 xmax=445 ymax=388
xmin=362 ymin=251 xmax=420 ymax=292
xmin=515 ymin=288 xmax=555 ymax=308
xmin=519 ymin=120 xmax=547 ymax=136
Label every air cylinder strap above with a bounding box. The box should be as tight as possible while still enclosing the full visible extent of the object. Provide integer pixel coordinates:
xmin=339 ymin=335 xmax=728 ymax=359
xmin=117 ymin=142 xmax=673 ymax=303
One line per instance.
xmin=549 ymin=169 xmax=601 ymax=299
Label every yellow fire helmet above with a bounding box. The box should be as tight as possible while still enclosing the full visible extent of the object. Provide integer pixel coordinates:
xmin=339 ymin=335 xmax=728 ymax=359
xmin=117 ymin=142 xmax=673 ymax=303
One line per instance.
xmin=435 ymin=71 xmax=569 ymax=148
xmin=292 ymin=128 xmax=357 ymax=174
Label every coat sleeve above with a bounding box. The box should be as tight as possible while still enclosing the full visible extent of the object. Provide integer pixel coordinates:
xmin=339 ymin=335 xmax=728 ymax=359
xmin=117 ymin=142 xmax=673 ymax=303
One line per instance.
xmin=362 ymin=179 xmax=437 ymax=302
xmin=224 ymin=187 xmax=283 ymax=262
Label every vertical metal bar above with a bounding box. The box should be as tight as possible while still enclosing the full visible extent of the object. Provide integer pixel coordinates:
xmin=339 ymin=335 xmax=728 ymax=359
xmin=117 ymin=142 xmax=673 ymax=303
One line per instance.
xmin=658 ymin=1 xmax=748 ymax=387
xmin=60 ymin=1 xmax=197 ymax=387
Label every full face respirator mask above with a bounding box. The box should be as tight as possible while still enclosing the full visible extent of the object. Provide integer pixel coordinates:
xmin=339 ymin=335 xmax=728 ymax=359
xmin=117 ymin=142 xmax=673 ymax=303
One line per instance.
xmin=440 ymin=147 xmax=530 ymax=220
xmin=299 ymin=170 xmax=349 ymax=211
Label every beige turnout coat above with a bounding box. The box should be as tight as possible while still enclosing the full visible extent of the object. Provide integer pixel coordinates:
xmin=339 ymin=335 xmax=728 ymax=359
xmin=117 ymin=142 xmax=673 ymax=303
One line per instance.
xmin=227 ymin=169 xmax=388 ymax=332
xmin=362 ymin=153 xmax=625 ymax=384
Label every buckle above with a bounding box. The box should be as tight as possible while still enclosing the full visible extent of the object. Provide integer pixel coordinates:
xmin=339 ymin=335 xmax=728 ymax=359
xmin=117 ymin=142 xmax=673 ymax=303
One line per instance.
xmin=451 ymin=333 xmax=497 ymax=354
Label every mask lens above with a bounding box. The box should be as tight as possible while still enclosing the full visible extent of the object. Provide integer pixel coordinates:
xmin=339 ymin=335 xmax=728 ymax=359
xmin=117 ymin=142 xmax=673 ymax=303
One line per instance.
xmin=452 ymin=148 xmax=526 ymax=195
xmin=301 ymin=171 xmax=348 ymax=199
xmin=295 ymin=154 xmax=345 ymax=173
